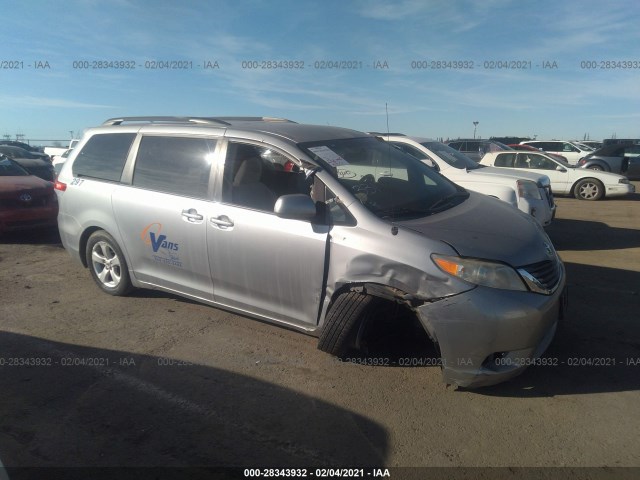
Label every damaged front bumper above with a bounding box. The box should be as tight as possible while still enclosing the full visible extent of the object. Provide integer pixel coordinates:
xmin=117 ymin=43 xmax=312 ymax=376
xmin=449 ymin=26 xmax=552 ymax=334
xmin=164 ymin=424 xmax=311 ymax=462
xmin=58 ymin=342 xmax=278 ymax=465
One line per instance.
xmin=416 ymin=277 xmax=566 ymax=388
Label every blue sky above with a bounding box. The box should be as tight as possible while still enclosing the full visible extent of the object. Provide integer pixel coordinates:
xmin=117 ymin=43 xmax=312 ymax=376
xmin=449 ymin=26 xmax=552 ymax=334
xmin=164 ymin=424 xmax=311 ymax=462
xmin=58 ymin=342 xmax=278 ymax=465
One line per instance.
xmin=1 ymin=0 xmax=639 ymax=144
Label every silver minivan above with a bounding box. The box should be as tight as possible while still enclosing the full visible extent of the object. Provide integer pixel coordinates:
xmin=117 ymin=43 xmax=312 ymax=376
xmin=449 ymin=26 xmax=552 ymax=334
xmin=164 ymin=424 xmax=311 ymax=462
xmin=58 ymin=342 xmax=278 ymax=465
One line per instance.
xmin=55 ymin=117 xmax=567 ymax=388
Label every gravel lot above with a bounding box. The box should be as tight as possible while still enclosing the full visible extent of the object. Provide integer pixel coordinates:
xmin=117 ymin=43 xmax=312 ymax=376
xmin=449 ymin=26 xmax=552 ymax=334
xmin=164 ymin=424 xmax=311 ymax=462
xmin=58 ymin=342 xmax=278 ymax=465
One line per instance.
xmin=1 ymin=183 xmax=639 ymax=479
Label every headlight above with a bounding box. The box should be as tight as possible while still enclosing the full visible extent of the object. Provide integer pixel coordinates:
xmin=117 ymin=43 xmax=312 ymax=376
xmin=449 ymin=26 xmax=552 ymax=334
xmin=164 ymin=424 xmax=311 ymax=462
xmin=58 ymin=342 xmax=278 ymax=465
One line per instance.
xmin=517 ymin=180 xmax=542 ymax=200
xmin=619 ymin=178 xmax=629 ymax=184
xmin=432 ymin=254 xmax=528 ymax=291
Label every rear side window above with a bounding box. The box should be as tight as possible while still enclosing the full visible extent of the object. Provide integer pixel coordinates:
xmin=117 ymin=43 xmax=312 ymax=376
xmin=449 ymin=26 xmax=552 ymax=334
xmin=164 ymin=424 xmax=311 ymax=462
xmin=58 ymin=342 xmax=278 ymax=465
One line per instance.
xmin=73 ymin=133 xmax=136 ymax=181
xmin=627 ymin=145 xmax=640 ymax=155
xmin=494 ymin=153 xmax=516 ymax=167
xmin=133 ymin=136 xmax=217 ymax=199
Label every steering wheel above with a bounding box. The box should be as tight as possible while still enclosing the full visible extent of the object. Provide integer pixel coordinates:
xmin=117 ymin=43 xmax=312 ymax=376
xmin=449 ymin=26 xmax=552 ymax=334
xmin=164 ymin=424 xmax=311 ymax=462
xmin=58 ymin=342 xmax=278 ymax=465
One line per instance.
xmin=352 ymin=174 xmax=377 ymax=192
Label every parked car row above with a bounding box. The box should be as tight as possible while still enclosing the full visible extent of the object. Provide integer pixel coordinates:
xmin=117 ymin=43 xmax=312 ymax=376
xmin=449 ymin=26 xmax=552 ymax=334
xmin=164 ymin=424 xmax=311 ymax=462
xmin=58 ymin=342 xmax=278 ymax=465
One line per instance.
xmin=445 ymin=138 xmax=638 ymax=189
xmin=370 ymin=134 xmax=555 ymax=225
xmin=479 ymin=151 xmax=634 ymax=200
xmin=518 ymin=140 xmax=594 ymax=166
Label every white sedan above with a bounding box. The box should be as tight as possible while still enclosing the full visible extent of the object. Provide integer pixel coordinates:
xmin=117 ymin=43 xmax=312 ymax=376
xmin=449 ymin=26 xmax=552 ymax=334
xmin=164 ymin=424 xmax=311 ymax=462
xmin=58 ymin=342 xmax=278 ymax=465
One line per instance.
xmin=481 ymin=151 xmax=635 ymax=200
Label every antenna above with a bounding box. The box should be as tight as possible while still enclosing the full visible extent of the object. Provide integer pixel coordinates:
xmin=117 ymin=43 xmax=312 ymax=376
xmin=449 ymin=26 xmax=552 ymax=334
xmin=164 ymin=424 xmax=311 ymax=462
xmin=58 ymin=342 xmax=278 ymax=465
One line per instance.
xmin=386 ymin=103 xmax=390 ymax=140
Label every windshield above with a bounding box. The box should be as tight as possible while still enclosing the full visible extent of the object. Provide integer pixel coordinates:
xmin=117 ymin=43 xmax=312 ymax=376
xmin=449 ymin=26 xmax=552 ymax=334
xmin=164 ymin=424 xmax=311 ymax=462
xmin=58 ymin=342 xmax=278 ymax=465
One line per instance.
xmin=299 ymin=136 xmax=467 ymax=220
xmin=484 ymin=141 xmax=513 ymax=152
xmin=0 ymin=157 xmax=29 ymax=176
xmin=574 ymin=142 xmax=594 ymax=151
xmin=420 ymin=141 xmax=484 ymax=170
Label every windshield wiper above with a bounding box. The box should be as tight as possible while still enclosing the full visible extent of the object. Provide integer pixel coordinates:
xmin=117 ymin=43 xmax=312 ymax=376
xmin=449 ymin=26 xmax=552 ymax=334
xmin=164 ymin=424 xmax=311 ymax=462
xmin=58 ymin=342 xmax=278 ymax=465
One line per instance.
xmin=373 ymin=206 xmax=432 ymax=220
xmin=427 ymin=191 xmax=470 ymax=211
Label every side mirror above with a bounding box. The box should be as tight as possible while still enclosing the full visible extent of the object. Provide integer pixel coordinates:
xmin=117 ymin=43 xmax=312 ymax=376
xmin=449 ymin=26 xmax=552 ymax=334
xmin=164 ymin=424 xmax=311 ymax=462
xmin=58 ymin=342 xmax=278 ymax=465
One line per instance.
xmin=274 ymin=194 xmax=317 ymax=220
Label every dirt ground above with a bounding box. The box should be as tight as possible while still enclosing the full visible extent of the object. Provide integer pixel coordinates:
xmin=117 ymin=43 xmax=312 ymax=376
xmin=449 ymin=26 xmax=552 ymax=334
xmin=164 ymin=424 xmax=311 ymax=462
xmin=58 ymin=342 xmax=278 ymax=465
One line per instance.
xmin=1 ymin=183 xmax=639 ymax=479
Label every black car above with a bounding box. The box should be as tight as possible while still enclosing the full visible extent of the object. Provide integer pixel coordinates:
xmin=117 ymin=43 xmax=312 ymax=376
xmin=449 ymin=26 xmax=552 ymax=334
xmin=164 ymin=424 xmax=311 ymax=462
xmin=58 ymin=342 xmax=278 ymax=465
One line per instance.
xmin=577 ymin=143 xmax=640 ymax=179
xmin=0 ymin=141 xmax=50 ymax=161
xmin=446 ymin=139 xmax=512 ymax=162
xmin=0 ymin=147 xmax=55 ymax=181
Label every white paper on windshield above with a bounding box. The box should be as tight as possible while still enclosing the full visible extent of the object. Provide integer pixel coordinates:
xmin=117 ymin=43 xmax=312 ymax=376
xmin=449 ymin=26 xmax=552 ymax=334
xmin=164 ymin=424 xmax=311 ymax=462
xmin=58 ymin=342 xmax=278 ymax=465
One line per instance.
xmin=308 ymin=146 xmax=349 ymax=167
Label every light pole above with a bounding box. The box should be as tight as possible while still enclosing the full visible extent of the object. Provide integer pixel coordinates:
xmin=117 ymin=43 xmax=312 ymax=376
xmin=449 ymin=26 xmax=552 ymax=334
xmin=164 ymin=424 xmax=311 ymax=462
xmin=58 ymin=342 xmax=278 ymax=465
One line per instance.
xmin=473 ymin=122 xmax=479 ymax=139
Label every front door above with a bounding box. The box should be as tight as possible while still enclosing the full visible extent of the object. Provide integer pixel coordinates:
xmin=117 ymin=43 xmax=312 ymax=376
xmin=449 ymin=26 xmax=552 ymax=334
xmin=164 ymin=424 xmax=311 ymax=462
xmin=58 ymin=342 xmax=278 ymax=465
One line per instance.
xmin=207 ymin=141 xmax=328 ymax=328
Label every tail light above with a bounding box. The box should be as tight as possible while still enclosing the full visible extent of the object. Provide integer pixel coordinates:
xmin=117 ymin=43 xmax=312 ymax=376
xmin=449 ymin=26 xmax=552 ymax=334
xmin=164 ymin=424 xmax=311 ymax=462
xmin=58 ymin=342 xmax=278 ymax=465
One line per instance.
xmin=577 ymin=158 xmax=586 ymax=166
xmin=54 ymin=180 xmax=67 ymax=191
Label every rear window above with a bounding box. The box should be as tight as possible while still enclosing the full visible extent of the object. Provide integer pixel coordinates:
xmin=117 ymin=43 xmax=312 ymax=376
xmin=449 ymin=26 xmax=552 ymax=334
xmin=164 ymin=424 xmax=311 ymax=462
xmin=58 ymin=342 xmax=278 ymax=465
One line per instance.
xmin=0 ymin=157 xmax=29 ymax=176
xmin=73 ymin=133 xmax=136 ymax=182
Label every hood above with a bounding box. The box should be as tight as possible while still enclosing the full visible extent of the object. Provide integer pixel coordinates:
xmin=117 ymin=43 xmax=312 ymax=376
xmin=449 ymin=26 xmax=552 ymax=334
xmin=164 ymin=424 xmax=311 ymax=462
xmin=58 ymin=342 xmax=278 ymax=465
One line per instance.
xmin=397 ymin=192 xmax=554 ymax=268
xmin=0 ymin=175 xmax=53 ymax=197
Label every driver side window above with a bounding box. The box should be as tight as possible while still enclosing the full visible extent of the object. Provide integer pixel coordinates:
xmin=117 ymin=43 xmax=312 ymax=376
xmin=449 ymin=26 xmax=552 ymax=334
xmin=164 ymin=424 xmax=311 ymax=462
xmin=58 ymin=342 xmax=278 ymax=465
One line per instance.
xmin=222 ymin=143 xmax=309 ymax=212
xmin=528 ymin=154 xmax=557 ymax=170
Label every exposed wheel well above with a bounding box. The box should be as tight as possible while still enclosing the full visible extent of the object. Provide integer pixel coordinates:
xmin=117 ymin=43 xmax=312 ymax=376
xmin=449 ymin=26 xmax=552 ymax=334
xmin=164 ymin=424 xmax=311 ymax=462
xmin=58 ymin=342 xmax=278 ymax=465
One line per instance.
xmin=322 ymin=284 xmax=434 ymax=359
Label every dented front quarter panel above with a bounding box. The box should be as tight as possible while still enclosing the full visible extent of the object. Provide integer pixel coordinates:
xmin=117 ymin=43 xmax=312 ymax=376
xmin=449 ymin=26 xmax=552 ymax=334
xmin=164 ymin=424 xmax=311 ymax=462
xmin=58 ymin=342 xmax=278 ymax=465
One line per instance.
xmin=316 ymin=178 xmax=476 ymax=332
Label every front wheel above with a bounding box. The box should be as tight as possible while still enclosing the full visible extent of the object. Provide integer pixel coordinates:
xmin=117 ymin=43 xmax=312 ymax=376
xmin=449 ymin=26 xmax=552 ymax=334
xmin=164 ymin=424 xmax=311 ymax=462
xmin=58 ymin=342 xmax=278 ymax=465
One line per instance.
xmin=573 ymin=178 xmax=604 ymax=201
xmin=318 ymin=291 xmax=380 ymax=357
xmin=86 ymin=230 xmax=133 ymax=296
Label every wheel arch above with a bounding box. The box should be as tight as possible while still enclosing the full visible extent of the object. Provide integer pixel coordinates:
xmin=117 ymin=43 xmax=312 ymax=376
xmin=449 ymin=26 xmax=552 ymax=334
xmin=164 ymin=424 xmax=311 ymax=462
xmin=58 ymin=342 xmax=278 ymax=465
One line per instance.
xmin=326 ymin=282 xmax=423 ymax=316
xmin=79 ymin=226 xmax=123 ymax=268
xmin=585 ymin=161 xmax=610 ymax=172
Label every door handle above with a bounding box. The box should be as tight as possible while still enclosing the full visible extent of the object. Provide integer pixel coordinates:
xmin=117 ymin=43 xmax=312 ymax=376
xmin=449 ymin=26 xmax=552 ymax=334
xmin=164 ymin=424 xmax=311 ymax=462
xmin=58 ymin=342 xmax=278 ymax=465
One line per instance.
xmin=210 ymin=215 xmax=234 ymax=229
xmin=182 ymin=208 xmax=203 ymax=222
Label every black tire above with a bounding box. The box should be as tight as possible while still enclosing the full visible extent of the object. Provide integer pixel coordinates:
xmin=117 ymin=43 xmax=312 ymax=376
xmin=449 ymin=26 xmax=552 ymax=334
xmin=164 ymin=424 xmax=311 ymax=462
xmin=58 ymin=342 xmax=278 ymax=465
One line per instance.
xmin=573 ymin=178 xmax=604 ymax=201
xmin=587 ymin=165 xmax=604 ymax=171
xmin=86 ymin=230 xmax=133 ymax=296
xmin=318 ymin=291 xmax=380 ymax=356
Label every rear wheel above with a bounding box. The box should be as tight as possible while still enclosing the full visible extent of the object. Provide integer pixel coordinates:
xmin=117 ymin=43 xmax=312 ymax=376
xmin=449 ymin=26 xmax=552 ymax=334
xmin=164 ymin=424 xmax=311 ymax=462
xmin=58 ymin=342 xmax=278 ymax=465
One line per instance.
xmin=573 ymin=178 xmax=604 ymax=201
xmin=86 ymin=230 xmax=133 ymax=296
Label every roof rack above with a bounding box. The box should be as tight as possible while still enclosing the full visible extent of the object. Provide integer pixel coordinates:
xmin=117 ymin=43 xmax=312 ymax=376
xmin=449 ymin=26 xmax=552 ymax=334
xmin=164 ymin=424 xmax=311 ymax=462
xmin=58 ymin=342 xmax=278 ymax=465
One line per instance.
xmin=368 ymin=132 xmax=406 ymax=137
xmin=102 ymin=116 xmax=297 ymax=126
xmin=102 ymin=116 xmax=231 ymax=126
xmin=207 ymin=116 xmax=297 ymax=123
